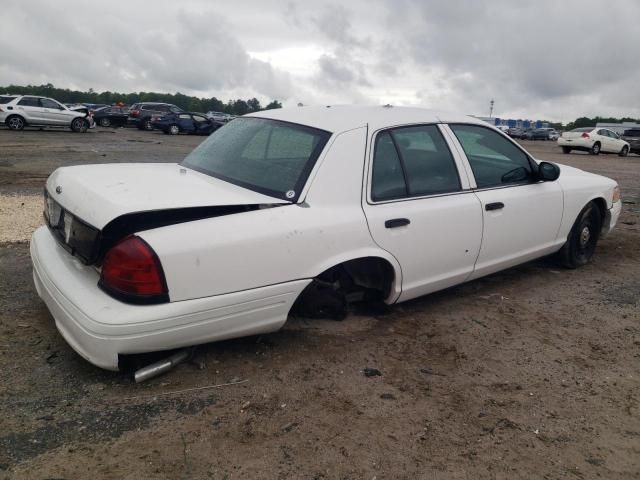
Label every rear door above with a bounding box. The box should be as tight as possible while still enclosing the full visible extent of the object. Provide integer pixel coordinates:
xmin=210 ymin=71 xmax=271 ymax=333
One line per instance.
xmin=447 ymin=124 xmax=563 ymax=279
xmin=16 ymin=96 xmax=45 ymax=124
xmin=362 ymin=124 xmax=483 ymax=302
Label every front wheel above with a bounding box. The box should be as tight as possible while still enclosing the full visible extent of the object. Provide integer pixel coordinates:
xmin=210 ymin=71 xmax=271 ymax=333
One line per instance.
xmin=562 ymin=147 xmax=571 ymax=154
xmin=99 ymin=117 xmax=111 ymax=127
xmin=71 ymin=117 xmax=88 ymax=133
xmin=590 ymin=142 xmax=601 ymax=155
xmin=169 ymin=124 xmax=180 ymax=135
xmin=619 ymin=145 xmax=629 ymax=157
xmin=143 ymin=119 xmax=153 ymax=130
xmin=559 ymin=202 xmax=602 ymax=268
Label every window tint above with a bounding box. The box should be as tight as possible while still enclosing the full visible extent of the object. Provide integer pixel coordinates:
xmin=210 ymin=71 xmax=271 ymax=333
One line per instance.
xmin=371 ymin=132 xmax=407 ymax=201
xmin=392 ymin=126 xmax=460 ymax=196
xmin=597 ymin=129 xmax=607 ymax=136
xmin=182 ymin=118 xmax=330 ymax=201
xmin=40 ymin=98 xmax=62 ymax=109
xmin=192 ymin=115 xmax=208 ymax=122
xmin=18 ymin=97 xmax=40 ymax=107
xmin=450 ymin=124 xmax=532 ymax=189
xmin=0 ymin=96 xmax=14 ymax=104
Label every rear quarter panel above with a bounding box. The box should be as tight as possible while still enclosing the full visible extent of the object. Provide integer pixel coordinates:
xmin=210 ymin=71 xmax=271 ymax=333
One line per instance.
xmin=139 ymin=126 xmax=402 ymax=302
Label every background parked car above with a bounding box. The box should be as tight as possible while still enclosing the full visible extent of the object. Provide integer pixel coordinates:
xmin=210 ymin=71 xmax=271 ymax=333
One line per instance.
xmin=507 ymin=127 xmax=524 ymax=139
xmin=557 ymin=127 xmax=630 ymax=155
xmin=620 ymin=128 xmax=640 ymax=155
xmin=0 ymin=95 xmax=89 ymax=132
xmin=93 ymin=106 xmax=129 ymax=127
xmin=151 ymin=112 xmax=223 ymax=135
xmin=205 ymin=111 xmax=234 ymax=123
xmin=128 ymin=102 xmax=182 ymax=130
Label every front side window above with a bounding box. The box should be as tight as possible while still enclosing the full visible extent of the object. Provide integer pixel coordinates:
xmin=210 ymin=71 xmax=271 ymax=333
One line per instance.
xmin=0 ymin=96 xmax=14 ymax=104
xmin=450 ymin=124 xmax=533 ymax=189
xmin=371 ymin=125 xmax=460 ymax=201
xmin=182 ymin=117 xmax=331 ymax=201
xmin=40 ymin=98 xmax=62 ymax=109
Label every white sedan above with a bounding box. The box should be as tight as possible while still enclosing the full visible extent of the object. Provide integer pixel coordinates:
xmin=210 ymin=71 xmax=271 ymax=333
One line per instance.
xmin=31 ymin=106 xmax=622 ymax=370
xmin=557 ymin=127 xmax=630 ymax=156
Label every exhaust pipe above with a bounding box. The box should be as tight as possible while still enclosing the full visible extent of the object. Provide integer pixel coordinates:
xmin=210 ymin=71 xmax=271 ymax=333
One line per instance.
xmin=134 ymin=349 xmax=191 ymax=383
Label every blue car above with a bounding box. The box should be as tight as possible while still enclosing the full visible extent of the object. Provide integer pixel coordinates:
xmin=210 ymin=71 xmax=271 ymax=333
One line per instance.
xmin=151 ymin=112 xmax=223 ymax=135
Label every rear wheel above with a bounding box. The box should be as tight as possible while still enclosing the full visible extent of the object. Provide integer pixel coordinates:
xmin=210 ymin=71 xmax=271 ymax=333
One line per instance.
xmin=169 ymin=124 xmax=180 ymax=135
xmin=143 ymin=119 xmax=153 ymax=130
xmin=71 ymin=117 xmax=88 ymax=133
xmin=99 ymin=117 xmax=111 ymax=127
xmin=6 ymin=115 xmax=25 ymax=131
xmin=559 ymin=202 xmax=602 ymax=268
xmin=562 ymin=146 xmax=571 ymax=154
xmin=590 ymin=142 xmax=601 ymax=155
xmin=619 ymin=145 xmax=629 ymax=157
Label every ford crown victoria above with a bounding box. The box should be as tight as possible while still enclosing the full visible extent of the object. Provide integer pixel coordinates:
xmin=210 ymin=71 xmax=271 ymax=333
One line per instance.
xmin=30 ymin=106 xmax=622 ymax=370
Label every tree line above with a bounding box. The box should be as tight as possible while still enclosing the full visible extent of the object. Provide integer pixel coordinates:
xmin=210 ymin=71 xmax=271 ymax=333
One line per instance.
xmin=0 ymin=83 xmax=282 ymax=115
xmin=564 ymin=116 xmax=640 ymax=131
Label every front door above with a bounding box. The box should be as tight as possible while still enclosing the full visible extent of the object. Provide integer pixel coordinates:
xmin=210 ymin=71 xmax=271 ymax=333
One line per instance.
xmin=447 ymin=123 xmax=564 ymax=279
xmin=362 ymin=124 xmax=483 ymax=302
xmin=39 ymin=98 xmax=68 ymax=125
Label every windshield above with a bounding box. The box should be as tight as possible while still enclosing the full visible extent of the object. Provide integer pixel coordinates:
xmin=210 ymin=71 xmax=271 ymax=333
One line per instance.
xmin=182 ymin=117 xmax=331 ymax=201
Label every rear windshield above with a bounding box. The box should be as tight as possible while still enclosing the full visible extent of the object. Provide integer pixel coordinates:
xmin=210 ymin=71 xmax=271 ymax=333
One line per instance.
xmin=570 ymin=127 xmax=593 ymax=132
xmin=0 ymin=96 xmax=15 ymax=104
xmin=623 ymin=129 xmax=640 ymax=136
xmin=182 ymin=117 xmax=331 ymax=202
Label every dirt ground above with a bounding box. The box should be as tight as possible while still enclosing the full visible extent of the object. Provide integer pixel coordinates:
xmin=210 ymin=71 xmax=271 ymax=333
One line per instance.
xmin=0 ymin=126 xmax=638 ymax=479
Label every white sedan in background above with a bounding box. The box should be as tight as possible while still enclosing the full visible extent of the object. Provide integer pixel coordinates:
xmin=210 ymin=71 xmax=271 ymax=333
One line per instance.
xmin=558 ymin=127 xmax=630 ymax=156
xmin=31 ymin=106 xmax=622 ymax=370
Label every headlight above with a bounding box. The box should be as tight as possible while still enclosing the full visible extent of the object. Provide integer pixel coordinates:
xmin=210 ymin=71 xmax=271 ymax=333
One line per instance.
xmin=612 ymin=185 xmax=621 ymax=203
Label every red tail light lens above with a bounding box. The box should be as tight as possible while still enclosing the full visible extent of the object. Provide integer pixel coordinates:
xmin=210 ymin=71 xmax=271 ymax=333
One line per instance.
xmin=131 ymin=110 xmax=140 ymax=117
xmin=99 ymin=236 xmax=168 ymax=304
xmin=581 ymin=132 xmax=590 ymax=138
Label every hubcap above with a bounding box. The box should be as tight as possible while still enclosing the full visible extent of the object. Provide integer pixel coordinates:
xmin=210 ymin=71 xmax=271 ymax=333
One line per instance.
xmin=580 ymin=226 xmax=591 ymax=247
xmin=170 ymin=126 xmax=179 ymax=134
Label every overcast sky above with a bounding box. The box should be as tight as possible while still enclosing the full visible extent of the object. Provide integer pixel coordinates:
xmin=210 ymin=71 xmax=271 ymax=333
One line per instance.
xmin=1 ymin=0 xmax=638 ymax=122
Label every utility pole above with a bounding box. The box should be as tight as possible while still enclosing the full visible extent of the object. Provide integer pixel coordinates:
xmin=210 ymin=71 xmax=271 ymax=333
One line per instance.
xmin=489 ymin=99 xmax=494 ymax=118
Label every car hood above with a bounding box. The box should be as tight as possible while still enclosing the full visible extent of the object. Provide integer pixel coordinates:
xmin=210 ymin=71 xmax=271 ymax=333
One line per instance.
xmin=46 ymin=163 xmax=287 ymax=229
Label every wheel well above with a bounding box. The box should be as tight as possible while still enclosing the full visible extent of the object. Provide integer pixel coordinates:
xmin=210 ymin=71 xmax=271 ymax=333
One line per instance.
xmin=318 ymin=257 xmax=395 ymax=298
xmin=591 ymin=197 xmax=607 ymax=228
xmin=290 ymin=257 xmax=396 ymax=320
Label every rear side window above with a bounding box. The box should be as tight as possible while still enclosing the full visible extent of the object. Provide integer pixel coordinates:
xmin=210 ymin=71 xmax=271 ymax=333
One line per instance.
xmin=18 ymin=97 xmax=40 ymax=107
xmin=371 ymin=125 xmax=460 ymax=201
xmin=450 ymin=124 xmax=533 ymax=189
xmin=0 ymin=96 xmax=14 ymax=104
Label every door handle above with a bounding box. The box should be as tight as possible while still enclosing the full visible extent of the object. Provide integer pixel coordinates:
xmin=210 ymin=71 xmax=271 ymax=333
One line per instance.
xmin=385 ymin=218 xmax=410 ymax=228
xmin=485 ymin=202 xmax=504 ymax=211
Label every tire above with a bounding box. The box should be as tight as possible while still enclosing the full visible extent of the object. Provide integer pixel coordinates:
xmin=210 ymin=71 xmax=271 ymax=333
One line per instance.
xmin=619 ymin=145 xmax=629 ymax=157
xmin=99 ymin=117 xmax=111 ymax=127
xmin=169 ymin=124 xmax=180 ymax=135
xmin=562 ymin=147 xmax=571 ymax=154
xmin=71 ymin=117 xmax=88 ymax=133
xmin=590 ymin=142 xmax=601 ymax=155
xmin=143 ymin=119 xmax=153 ymax=131
xmin=559 ymin=202 xmax=602 ymax=269
xmin=6 ymin=115 xmax=25 ymax=131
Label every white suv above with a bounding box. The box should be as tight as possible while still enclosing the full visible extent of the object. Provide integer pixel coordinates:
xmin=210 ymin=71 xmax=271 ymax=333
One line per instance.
xmin=0 ymin=95 xmax=89 ymax=132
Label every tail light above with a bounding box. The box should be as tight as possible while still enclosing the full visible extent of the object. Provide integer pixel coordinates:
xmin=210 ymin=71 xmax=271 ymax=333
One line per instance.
xmin=581 ymin=132 xmax=590 ymax=138
xmin=130 ymin=109 xmax=140 ymax=117
xmin=99 ymin=236 xmax=169 ymax=304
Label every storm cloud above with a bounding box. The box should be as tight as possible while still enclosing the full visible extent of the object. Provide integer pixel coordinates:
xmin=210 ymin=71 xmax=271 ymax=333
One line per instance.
xmin=1 ymin=0 xmax=638 ymax=122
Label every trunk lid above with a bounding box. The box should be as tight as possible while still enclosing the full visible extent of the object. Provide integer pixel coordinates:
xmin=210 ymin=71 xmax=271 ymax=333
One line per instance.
xmin=46 ymin=163 xmax=287 ymax=230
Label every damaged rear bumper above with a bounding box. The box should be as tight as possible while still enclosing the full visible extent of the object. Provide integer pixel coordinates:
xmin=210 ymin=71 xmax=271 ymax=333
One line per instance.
xmin=30 ymin=226 xmax=309 ymax=370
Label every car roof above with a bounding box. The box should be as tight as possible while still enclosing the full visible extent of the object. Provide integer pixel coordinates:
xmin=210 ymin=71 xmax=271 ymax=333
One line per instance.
xmin=245 ymin=105 xmax=487 ymax=133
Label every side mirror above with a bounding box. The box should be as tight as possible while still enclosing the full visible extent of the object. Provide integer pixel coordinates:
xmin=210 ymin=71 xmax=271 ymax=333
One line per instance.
xmin=538 ymin=161 xmax=560 ymax=182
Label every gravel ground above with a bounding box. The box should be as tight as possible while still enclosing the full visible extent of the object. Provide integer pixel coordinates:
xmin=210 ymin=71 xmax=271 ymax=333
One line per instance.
xmin=0 ymin=127 xmax=638 ymax=479
xmin=0 ymin=194 xmax=42 ymax=243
